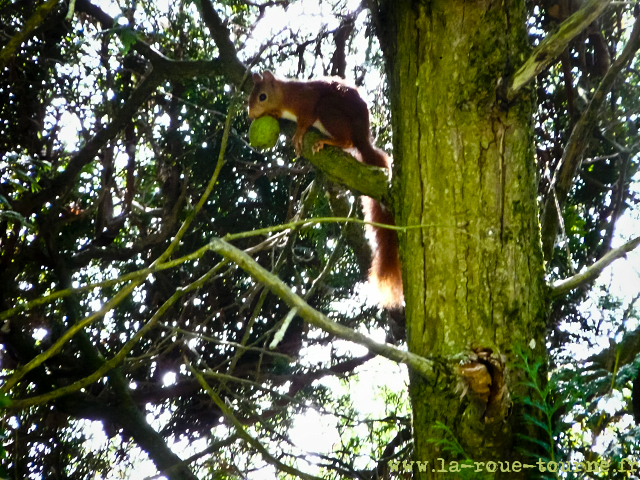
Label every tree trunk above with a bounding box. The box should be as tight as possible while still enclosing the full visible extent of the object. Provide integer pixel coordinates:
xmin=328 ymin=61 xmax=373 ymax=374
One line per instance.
xmin=380 ymin=0 xmax=547 ymax=477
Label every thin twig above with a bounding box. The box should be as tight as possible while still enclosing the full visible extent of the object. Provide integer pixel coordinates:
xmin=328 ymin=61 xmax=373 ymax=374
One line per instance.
xmin=187 ymin=359 xmax=326 ymax=480
xmin=6 ymin=261 xmax=226 ymax=408
xmin=2 ymin=88 xmax=241 ymax=395
xmin=208 ymin=237 xmax=436 ymax=381
xmin=550 ymin=236 xmax=640 ymax=298
xmin=540 ymin=12 xmax=640 ymax=260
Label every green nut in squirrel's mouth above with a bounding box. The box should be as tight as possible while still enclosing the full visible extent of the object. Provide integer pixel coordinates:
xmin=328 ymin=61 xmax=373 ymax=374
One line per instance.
xmin=248 ymin=116 xmax=280 ymax=150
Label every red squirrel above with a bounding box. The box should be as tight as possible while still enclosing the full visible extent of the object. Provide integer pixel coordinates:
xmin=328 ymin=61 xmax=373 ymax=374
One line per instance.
xmin=248 ymin=71 xmax=403 ymax=310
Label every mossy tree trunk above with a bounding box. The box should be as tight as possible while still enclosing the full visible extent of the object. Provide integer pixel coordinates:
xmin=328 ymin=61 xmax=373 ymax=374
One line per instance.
xmin=379 ymin=0 xmax=548 ymax=477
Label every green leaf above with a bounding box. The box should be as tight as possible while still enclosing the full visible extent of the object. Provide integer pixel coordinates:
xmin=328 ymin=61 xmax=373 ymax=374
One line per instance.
xmin=521 ymin=396 xmax=551 ymax=414
xmin=0 ymin=393 xmax=12 ymax=408
xmin=520 ymin=380 xmax=542 ymax=391
xmin=523 ymin=413 xmax=551 ymax=433
xmin=119 ymin=27 xmax=139 ymax=55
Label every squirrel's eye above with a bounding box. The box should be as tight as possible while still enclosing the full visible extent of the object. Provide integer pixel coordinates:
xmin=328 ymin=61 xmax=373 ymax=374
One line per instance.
xmin=259 ymin=93 xmax=267 ymax=102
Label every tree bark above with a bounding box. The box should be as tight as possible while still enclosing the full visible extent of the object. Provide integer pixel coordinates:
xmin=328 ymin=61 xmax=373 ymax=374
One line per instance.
xmin=380 ymin=0 xmax=547 ymax=477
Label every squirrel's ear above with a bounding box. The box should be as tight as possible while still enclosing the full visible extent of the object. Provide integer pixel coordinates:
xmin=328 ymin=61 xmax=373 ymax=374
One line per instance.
xmin=252 ymin=72 xmax=262 ymax=83
xmin=263 ymin=71 xmax=275 ymax=82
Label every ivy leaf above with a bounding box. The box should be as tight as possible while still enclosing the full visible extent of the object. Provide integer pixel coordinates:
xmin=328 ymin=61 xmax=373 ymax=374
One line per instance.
xmin=119 ymin=27 xmax=139 ymax=55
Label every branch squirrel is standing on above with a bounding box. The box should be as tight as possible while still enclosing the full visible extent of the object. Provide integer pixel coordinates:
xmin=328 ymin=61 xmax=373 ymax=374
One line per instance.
xmin=248 ymin=71 xmax=403 ymax=310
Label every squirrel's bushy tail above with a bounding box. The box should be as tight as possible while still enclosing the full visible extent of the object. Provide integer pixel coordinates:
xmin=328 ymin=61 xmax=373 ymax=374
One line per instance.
xmin=353 ymin=139 xmax=403 ymax=309
xmin=361 ymin=196 xmax=403 ymax=310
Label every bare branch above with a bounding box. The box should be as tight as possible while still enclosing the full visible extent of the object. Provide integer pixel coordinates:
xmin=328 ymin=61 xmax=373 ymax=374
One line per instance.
xmin=134 ymin=42 xmax=228 ymax=79
xmin=9 ymin=1 xmax=242 ymax=220
xmin=144 ymin=436 xmax=240 ymax=480
xmin=506 ymin=0 xmax=612 ymax=100
xmin=198 ymin=0 xmax=248 ymax=87
xmin=550 ymin=236 xmax=640 ymax=298
xmin=540 ymin=13 xmax=640 ymax=260
xmin=76 ymin=0 xmax=230 ymax=80
xmin=209 ymin=237 xmax=436 ymax=381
